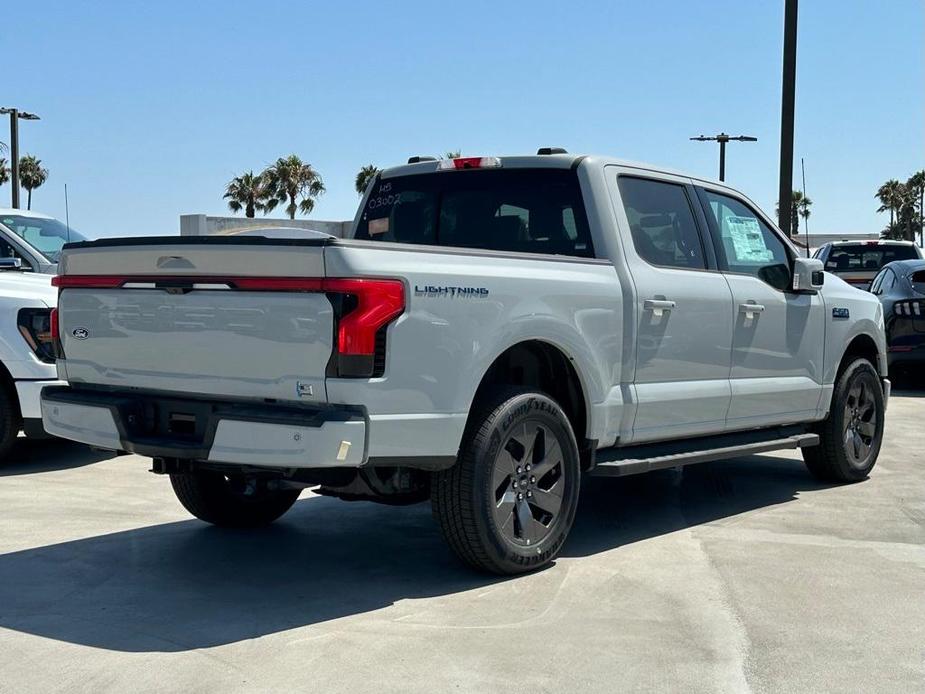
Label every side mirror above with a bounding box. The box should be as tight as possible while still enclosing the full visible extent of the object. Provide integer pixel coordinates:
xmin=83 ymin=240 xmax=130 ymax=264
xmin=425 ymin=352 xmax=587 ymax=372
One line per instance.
xmin=792 ymin=257 xmax=825 ymax=294
xmin=0 ymin=257 xmax=23 ymax=271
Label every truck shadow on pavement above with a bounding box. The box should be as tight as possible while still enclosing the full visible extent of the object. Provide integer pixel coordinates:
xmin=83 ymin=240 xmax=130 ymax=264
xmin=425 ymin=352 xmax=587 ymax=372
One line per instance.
xmin=0 ymin=454 xmax=834 ymax=652
xmin=0 ymin=439 xmax=116 ymax=477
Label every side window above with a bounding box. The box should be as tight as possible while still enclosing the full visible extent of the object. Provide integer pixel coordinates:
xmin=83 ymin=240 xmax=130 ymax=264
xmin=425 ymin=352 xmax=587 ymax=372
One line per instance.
xmin=0 ymin=237 xmax=30 ymax=268
xmin=617 ymin=177 xmax=706 ymax=270
xmin=700 ymin=189 xmax=791 ymax=289
xmin=883 ymin=268 xmax=896 ymax=291
xmin=870 ymin=271 xmax=885 ymax=295
xmin=562 ymin=207 xmax=578 ymax=241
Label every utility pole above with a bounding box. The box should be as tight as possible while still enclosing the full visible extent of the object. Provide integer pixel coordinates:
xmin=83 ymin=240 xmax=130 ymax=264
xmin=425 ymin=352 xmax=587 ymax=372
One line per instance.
xmin=690 ymin=133 xmax=757 ymax=182
xmin=778 ymin=0 xmax=798 ymax=236
xmin=0 ymin=107 xmax=41 ymax=209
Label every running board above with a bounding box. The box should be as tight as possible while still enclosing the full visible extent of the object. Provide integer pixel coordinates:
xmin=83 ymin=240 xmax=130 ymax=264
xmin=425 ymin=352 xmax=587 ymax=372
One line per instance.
xmin=590 ymin=432 xmax=819 ymax=477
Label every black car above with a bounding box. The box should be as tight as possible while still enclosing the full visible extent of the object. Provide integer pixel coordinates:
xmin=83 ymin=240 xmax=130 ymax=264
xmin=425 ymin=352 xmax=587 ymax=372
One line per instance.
xmin=870 ymin=259 xmax=925 ymax=372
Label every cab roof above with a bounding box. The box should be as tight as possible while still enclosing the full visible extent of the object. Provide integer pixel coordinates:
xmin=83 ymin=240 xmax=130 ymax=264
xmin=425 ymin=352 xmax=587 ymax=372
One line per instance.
xmin=826 ymin=239 xmax=916 ymax=247
xmin=381 ymin=153 xmax=737 ymax=191
xmin=0 ymin=207 xmax=55 ymax=220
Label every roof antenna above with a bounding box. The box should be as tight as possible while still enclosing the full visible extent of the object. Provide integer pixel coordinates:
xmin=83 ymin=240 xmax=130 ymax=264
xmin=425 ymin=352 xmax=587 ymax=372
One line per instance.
xmin=64 ymin=183 xmax=71 ymax=244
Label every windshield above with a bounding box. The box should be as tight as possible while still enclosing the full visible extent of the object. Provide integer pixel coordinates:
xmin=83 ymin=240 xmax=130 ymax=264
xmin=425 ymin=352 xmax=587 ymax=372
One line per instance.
xmin=355 ymin=169 xmax=594 ymax=258
xmin=824 ymin=244 xmax=919 ymax=273
xmin=0 ymin=214 xmax=88 ymax=263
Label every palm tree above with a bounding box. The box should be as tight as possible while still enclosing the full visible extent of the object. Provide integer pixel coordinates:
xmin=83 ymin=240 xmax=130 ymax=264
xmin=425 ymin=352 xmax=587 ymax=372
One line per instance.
xmin=792 ymin=190 xmax=812 ymax=236
xmin=775 ymin=189 xmax=812 ymax=236
xmin=0 ymin=158 xmax=9 ymax=187
xmin=906 ymin=170 xmax=925 ymax=244
xmin=263 ymin=155 xmax=325 ymax=219
xmin=355 ymin=165 xmax=381 ymax=195
xmin=19 ymin=155 xmax=48 ymax=210
xmin=224 ymin=170 xmax=271 ymax=218
xmin=876 ymin=179 xmax=905 ymax=231
xmin=442 ymin=150 xmax=461 ymax=159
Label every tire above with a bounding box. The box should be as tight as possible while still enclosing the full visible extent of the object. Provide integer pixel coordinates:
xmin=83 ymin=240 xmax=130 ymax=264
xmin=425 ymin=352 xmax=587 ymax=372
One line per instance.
xmin=432 ymin=387 xmax=581 ymax=575
xmin=0 ymin=383 xmax=22 ymax=463
xmin=170 ymin=471 xmax=301 ymax=527
xmin=803 ymin=358 xmax=885 ymax=482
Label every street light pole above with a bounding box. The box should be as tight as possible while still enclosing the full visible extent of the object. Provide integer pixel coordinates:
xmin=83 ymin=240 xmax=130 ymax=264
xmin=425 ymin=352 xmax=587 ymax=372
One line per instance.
xmin=0 ymin=107 xmax=41 ymax=209
xmin=9 ymin=110 xmax=19 ymax=209
xmin=690 ymin=133 xmax=758 ymax=182
xmin=778 ymin=0 xmax=798 ymax=236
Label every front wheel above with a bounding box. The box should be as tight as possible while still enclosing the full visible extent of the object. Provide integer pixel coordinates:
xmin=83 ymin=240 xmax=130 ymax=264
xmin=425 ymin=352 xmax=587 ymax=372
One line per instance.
xmin=803 ymin=358 xmax=885 ymax=482
xmin=170 ymin=471 xmax=301 ymax=527
xmin=0 ymin=384 xmax=21 ymax=463
xmin=431 ymin=388 xmax=581 ymax=575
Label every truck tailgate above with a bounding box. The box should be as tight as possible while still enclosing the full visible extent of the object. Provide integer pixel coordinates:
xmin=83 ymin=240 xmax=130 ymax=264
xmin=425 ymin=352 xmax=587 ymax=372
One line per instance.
xmin=55 ymin=237 xmax=333 ymax=404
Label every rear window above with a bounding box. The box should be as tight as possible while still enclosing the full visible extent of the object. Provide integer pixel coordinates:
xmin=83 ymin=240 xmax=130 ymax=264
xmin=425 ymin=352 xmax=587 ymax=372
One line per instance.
xmin=824 ymin=244 xmax=919 ymax=272
xmin=912 ymin=271 xmax=925 ymax=295
xmin=354 ymin=169 xmax=594 ymax=258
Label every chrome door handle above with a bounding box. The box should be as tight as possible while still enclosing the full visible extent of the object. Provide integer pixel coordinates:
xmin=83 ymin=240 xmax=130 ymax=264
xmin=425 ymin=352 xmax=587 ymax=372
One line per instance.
xmin=739 ymin=302 xmax=765 ymax=317
xmin=644 ymin=299 xmax=676 ymax=317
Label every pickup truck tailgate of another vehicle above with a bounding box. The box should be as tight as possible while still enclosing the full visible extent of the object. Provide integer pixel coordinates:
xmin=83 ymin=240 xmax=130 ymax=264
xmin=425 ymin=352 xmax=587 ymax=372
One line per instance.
xmin=55 ymin=238 xmax=333 ymax=403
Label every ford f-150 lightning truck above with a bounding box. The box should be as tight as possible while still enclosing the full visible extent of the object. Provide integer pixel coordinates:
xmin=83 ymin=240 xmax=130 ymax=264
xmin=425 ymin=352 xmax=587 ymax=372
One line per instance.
xmin=41 ymin=152 xmax=889 ymax=574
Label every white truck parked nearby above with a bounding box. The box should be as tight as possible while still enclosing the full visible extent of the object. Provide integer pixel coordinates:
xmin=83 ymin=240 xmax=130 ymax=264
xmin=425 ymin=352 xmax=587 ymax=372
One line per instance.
xmin=41 ymin=152 xmax=889 ymax=573
xmin=0 ymin=266 xmax=61 ymax=459
xmin=0 ymin=208 xmax=88 ymax=273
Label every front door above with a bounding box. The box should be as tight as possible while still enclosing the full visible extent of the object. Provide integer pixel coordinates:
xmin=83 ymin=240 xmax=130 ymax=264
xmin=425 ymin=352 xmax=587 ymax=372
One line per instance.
xmin=696 ymin=186 xmax=825 ymax=428
xmin=610 ymin=171 xmax=734 ymax=443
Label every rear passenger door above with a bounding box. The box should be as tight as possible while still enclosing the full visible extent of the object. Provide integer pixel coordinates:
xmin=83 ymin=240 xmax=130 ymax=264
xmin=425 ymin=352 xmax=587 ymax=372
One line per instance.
xmin=609 ymin=170 xmax=734 ymax=443
xmin=696 ymin=186 xmax=825 ymax=428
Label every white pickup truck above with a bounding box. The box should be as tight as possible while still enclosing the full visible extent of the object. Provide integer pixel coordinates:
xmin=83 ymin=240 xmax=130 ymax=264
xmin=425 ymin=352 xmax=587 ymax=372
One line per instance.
xmin=0 ymin=266 xmax=60 ymax=459
xmin=0 ymin=207 xmax=88 ymax=273
xmin=41 ymin=152 xmax=888 ymax=574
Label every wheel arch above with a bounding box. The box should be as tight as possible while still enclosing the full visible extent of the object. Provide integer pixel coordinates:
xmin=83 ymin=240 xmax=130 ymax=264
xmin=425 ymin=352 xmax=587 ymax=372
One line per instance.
xmin=467 ymin=339 xmax=595 ymax=468
xmin=838 ymin=332 xmax=883 ymax=379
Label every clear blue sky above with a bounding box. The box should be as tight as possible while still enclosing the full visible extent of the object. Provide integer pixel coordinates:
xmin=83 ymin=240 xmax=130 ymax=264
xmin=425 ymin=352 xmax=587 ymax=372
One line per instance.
xmin=5 ymin=0 xmax=923 ymax=239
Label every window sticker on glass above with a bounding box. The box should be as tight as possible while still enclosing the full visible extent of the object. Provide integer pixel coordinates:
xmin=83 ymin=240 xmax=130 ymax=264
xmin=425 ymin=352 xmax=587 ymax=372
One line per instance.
xmin=725 ymin=216 xmax=773 ymax=263
xmin=368 ymin=217 xmax=389 ymax=236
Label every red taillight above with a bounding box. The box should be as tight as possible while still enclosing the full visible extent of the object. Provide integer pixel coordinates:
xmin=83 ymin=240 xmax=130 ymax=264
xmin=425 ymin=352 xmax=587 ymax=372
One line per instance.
xmin=52 ymin=275 xmax=126 ymax=288
xmin=49 ymin=307 xmax=63 ymax=359
xmin=325 ymin=279 xmax=404 ymax=355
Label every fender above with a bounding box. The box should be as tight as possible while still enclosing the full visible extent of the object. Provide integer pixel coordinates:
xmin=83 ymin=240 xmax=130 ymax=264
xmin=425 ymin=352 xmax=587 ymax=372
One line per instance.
xmin=463 ymin=313 xmax=617 ymax=444
xmin=821 ymin=282 xmax=888 ymax=383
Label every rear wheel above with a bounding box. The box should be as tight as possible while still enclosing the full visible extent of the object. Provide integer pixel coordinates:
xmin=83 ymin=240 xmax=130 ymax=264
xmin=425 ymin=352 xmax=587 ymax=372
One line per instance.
xmin=170 ymin=471 xmax=300 ymax=527
xmin=0 ymin=384 xmax=21 ymax=463
xmin=432 ymin=388 xmax=581 ymax=574
xmin=803 ymin=358 xmax=884 ymax=482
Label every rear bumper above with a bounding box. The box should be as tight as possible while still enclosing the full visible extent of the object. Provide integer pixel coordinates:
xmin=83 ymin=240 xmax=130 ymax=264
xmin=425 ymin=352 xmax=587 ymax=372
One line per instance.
xmin=40 ymin=387 xmax=367 ymax=468
xmin=17 ymin=379 xmax=66 ymax=420
xmin=887 ymin=343 xmax=925 ymax=367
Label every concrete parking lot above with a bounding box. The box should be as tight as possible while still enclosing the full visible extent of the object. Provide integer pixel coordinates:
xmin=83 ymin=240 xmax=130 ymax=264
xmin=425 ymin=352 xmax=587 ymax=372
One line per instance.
xmin=1 ymin=393 xmax=923 ymax=693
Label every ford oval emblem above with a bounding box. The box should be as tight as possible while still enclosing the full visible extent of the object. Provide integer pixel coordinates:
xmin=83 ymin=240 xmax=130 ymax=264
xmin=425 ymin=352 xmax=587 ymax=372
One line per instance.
xmin=72 ymin=327 xmax=90 ymax=340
